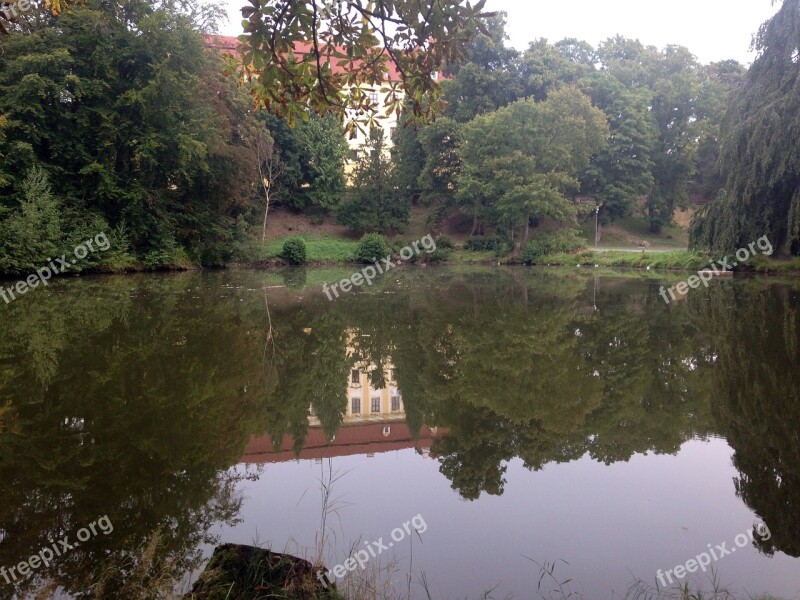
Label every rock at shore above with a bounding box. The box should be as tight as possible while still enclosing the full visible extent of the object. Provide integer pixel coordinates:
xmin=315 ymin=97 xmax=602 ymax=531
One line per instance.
xmin=186 ymin=544 xmax=340 ymax=599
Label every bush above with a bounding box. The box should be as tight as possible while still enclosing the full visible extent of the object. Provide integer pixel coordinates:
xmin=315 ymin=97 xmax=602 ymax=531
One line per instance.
xmin=464 ymin=236 xmax=501 ymax=252
xmin=280 ymin=236 xmax=307 ymax=265
xmin=522 ymin=230 xmax=585 ymax=264
xmin=427 ymin=235 xmax=454 ymax=262
xmin=355 ymin=233 xmax=390 ymax=264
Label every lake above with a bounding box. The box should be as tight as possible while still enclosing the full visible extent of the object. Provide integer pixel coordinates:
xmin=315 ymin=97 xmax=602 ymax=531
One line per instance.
xmin=0 ymin=267 xmax=798 ymax=599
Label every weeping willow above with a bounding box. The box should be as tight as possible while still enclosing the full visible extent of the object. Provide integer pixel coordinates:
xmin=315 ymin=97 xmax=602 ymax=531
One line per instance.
xmin=690 ymin=0 xmax=800 ymax=255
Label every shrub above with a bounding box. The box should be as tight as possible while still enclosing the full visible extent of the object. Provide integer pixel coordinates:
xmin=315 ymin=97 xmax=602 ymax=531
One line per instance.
xmin=427 ymin=235 xmax=453 ymax=262
xmin=355 ymin=233 xmax=390 ymax=264
xmin=522 ymin=230 xmax=585 ymax=264
xmin=280 ymin=236 xmax=307 ymax=265
xmin=464 ymin=236 xmax=500 ymax=252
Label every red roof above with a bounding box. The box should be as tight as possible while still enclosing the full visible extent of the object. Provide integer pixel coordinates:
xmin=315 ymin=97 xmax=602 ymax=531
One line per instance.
xmin=203 ymin=36 xmax=406 ymax=82
xmin=204 ymin=34 xmax=241 ymax=58
xmin=240 ymin=423 xmax=445 ymax=463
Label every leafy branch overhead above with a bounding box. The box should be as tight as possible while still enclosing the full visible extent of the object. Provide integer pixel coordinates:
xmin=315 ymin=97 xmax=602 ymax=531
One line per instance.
xmin=237 ymin=0 xmax=493 ymax=135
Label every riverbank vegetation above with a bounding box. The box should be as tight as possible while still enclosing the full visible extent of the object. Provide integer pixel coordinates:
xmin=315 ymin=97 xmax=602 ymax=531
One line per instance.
xmin=1 ymin=0 xmax=798 ymax=275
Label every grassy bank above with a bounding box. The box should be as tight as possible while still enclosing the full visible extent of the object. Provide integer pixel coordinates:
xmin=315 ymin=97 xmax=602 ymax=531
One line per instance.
xmin=253 ymin=233 xmax=800 ymax=275
xmin=258 ymin=234 xmax=361 ymax=263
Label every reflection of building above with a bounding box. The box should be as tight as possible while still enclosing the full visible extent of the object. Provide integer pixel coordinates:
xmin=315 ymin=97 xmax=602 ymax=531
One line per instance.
xmin=310 ymin=329 xmax=404 ymax=425
xmin=319 ymin=363 xmax=404 ymax=424
xmin=240 ymin=329 xmax=445 ymax=464
xmin=241 ymin=423 xmax=442 ymax=464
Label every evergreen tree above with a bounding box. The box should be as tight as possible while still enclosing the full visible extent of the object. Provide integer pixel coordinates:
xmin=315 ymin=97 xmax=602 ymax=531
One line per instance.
xmin=337 ymin=128 xmax=409 ymax=233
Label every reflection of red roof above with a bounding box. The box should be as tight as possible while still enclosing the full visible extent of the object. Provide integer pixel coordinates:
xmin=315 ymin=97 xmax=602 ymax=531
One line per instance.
xmin=203 ymin=36 xmax=405 ymax=82
xmin=241 ymin=423 xmax=444 ymax=463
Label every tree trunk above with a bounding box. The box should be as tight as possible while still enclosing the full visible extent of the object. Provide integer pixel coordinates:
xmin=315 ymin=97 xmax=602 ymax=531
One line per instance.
xmin=262 ymin=191 xmax=270 ymax=241
xmin=522 ymin=213 xmax=530 ymax=248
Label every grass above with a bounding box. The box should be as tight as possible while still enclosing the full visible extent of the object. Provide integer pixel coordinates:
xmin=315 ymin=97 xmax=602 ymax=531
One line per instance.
xmin=539 ymin=249 xmax=713 ymax=270
xmin=259 ymin=234 xmax=361 ymax=263
xmin=577 ymin=216 xmax=689 ymax=250
xmin=252 ymin=229 xmax=800 ymax=275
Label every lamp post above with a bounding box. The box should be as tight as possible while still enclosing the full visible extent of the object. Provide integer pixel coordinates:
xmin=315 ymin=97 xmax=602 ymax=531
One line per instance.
xmin=594 ymin=203 xmax=601 ymax=248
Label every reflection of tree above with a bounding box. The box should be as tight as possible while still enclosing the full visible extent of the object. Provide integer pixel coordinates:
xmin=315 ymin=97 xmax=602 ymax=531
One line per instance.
xmin=317 ymin=271 xmax=719 ymax=500
xmin=4 ymin=268 xmax=799 ymax=595
xmin=697 ymin=284 xmax=800 ymax=558
xmin=0 ymin=275 xmax=272 ymax=598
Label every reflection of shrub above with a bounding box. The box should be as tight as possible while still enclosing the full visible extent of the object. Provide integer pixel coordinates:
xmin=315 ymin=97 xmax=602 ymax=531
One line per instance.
xmin=355 ymin=233 xmax=389 ymax=264
xmin=523 ymin=230 xmax=585 ymax=264
xmin=280 ymin=237 xmax=307 ymax=265
xmin=281 ymin=267 xmax=307 ymax=290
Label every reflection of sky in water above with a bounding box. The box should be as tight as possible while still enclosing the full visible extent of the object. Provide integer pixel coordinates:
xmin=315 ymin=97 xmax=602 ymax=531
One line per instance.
xmin=210 ymin=438 xmax=799 ymax=599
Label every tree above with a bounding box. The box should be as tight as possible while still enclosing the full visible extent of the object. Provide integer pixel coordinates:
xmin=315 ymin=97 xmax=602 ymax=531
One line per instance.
xmin=391 ymin=114 xmax=426 ymax=205
xmin=238 ymin=0 xmax=492 ymax=134
xmin=457 ymin=88 xmax=608 ymax=247
xmin=518 ymin=38 xmax=590 ymax=101
xmin=0 ymin=166 xmax=63 ymax=274
xmin=690 ymin=0 xmax=800 ymax=255
xmin=442 ymin=12 xmax=523 ymax=123
xmin=249 ymin=126 xmax=282 ymax=240
xmin=694 ymin=60 xmax=746 ymax=198
xmin=582 ymin=74 xmax=657 ymax=220
xmin=0 ymin=0 xmax=261 ymax=267
xmin=597 ymin=37 xmax=704 ymax=232
xmin=337 ymin=127 xmax=409 ymax=233
xmin=262 ymin=113 xmax=347 ymax=212
xmin=417 ymin=117 xmax=463 ymax=205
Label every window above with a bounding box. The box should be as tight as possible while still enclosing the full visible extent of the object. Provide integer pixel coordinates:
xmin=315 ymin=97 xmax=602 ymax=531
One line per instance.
xmin=431 ymin=71 xmax=439 ymax=80
xmin=351 ymin=397 xmax=361 ymax=414
xmin=391 ymin=395 xmax=401 ymax=412
xmin=351 ymin=369 xmax=360 ymax=384
xmin=309 ymin=405 xmax=317 ymax=417
xmin=368 ymin=91 xmax=379 ymax=105
xmin=371 ymin=397 xmax=381 ymax=413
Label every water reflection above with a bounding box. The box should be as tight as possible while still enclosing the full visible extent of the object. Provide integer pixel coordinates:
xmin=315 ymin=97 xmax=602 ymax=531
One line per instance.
xmin=0 ymin=269 xmax=798 ymax=597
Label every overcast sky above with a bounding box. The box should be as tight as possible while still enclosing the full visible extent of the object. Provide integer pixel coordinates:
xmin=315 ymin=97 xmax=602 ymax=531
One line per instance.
xmin=219 ymin=0 xmax=781 ymax=65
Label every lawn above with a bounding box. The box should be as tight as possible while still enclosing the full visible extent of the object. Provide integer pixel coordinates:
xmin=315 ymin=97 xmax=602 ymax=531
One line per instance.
xmin=259 ymin=234 xmax=361 ymax=262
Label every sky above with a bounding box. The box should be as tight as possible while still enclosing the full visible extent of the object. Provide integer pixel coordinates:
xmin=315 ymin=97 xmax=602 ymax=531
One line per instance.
xmin=219 ymin=0 xmax=781 ymax=66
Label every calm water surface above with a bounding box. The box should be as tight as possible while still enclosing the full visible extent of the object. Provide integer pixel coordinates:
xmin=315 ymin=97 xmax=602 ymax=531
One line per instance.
xmin=0 ymin=268 xmax=799 ymax=599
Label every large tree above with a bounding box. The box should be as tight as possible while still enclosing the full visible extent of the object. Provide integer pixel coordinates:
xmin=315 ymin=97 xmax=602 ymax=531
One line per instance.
xmin=0 ymin=0 xmax=260 ymax=267
xmin=690 ymin=0 xmax=800 ymax=256
xmin=581 ymin=74 xmax=657 ymax=220
xmin=457 ymin=87 xmax=608 ymax=246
